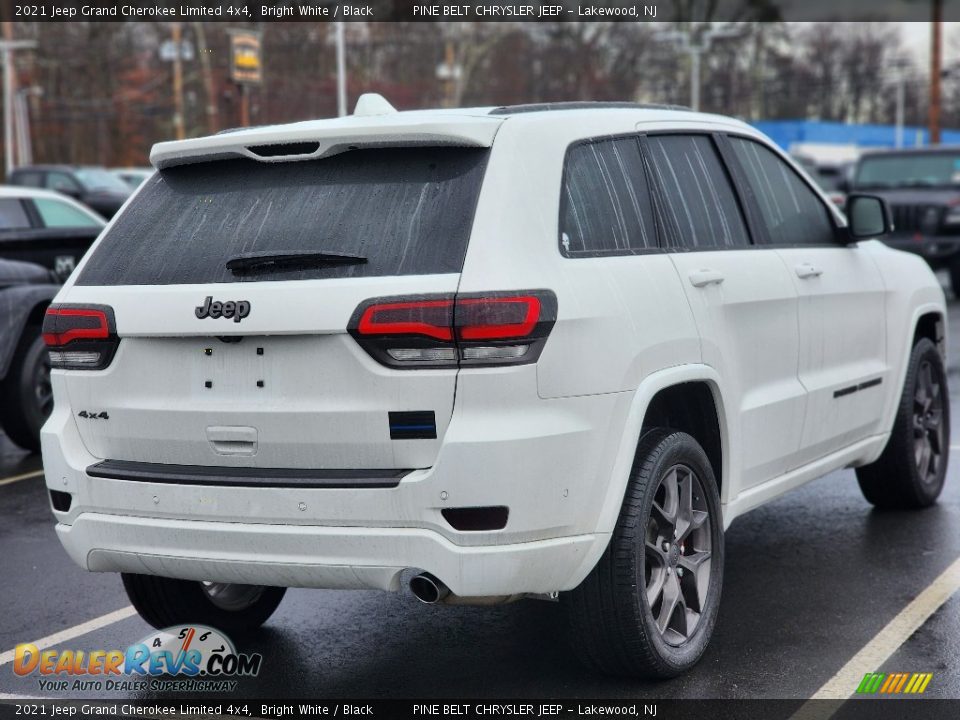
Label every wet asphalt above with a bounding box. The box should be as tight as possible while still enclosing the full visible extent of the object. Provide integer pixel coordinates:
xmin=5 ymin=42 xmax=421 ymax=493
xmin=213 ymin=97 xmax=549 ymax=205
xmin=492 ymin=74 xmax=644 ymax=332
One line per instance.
xmin=1 ymin=298 xmax=960 ymax=704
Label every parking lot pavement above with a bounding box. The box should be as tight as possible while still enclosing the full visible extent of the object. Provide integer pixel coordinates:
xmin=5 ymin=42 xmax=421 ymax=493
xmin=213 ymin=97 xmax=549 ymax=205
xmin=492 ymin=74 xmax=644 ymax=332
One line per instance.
xmin=2 ymin=305 xmax=960 ymax=702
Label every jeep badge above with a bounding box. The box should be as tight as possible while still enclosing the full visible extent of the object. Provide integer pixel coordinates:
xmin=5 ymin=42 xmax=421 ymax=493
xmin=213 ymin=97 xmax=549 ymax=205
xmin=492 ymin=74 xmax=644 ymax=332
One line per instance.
xmin=195 ymin=296 xmax=251 ymax=323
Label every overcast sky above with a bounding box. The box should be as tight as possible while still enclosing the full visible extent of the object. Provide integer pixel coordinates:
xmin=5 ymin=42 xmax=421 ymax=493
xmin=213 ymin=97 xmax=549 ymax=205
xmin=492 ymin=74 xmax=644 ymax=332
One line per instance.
xmin=901 ymin=21 xmax=958 ymax=64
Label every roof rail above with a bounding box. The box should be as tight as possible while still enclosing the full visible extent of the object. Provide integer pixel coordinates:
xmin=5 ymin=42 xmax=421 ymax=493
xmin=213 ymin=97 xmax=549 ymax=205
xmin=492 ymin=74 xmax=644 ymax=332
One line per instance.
xmin=489 ymin=101 xmax=693 ymax=115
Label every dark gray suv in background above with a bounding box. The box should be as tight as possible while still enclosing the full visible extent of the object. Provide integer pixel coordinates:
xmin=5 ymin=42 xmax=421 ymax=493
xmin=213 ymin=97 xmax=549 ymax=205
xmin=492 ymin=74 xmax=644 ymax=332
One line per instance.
xmin=851 ymin=146 xmax=960 ymax=295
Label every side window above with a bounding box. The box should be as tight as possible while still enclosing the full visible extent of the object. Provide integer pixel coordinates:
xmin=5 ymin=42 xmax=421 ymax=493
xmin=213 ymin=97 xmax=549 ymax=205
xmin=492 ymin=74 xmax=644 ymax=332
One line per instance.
xmin=11 ymin=171 xmax=42 ymax=187
xmin=34 ymin=198 xmax=102 ymax=228
xmin=560 ymin=137 xmax=657 ymax=255
xmin=643 ymin=134 xmax=749 ymax=249
xmin=46 ymin=172 xmax=82 ymax=194
xmin=728 ymin=137 xmax=835 ymax=246
xmin=0 ymin=198 xmax=31 ymax=229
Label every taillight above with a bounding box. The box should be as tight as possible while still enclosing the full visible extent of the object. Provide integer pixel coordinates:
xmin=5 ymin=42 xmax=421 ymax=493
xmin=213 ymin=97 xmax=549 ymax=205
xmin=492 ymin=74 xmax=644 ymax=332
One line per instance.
xmin=43 ymin=305 xmax=119 ymax=370
xmin=349 ymin=290 xmax=557 ymax=368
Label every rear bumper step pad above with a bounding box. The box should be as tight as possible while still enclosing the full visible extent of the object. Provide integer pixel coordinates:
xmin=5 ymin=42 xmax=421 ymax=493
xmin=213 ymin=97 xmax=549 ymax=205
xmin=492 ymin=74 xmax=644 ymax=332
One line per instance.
xmin=86 ymin=460 xmax=410 ymax=489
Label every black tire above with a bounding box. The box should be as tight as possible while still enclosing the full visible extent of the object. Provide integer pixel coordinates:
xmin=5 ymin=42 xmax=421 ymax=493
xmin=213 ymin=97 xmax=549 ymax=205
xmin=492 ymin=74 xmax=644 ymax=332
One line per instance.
xmin=0 ymin=326 xmax=52 ymax=452
xmin=564 ymin=428 xmax=724 ymax=678
xmin=856 ymin=338 xmax=949 ymax=509
xmin=122 ymin=574 xmax=286 ymax=635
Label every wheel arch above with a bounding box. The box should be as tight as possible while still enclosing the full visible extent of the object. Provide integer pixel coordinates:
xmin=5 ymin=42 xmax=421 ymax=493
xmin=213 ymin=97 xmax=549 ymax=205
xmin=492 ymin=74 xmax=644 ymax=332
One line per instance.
xmin=913 ymin=310 xmax=946 ymax=360
xmin=593 ymin=365 xmax=732 ymax=541
xmin=0 ymin=285 xmax=58 ymax=380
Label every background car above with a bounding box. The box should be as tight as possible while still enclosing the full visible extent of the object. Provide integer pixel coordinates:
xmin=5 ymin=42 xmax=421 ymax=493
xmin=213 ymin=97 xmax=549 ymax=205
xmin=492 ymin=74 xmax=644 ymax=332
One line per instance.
xmin=7 ymin=165 xmax=132 ymax=218
xmin=0 ymin=258 xmax=60 ymax=451
xmin=109 ymin=167 xmax=153 ymax=189
xmin=0 ymin=186 xmax=105 ymax=281
xmin=850 ymin=146 xmax=960 ymax=296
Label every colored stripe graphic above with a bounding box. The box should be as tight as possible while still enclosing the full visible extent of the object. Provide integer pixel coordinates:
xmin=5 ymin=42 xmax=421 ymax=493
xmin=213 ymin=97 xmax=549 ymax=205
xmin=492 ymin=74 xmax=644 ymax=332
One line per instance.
xmin=856 ymin=672 xmax=932 ymax=694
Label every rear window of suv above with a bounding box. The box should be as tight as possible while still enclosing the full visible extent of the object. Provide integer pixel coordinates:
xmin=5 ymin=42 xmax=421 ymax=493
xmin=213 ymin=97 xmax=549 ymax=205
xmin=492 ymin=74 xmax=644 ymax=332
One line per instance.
xmin=76 ymin=146 xmax=490 ymax=286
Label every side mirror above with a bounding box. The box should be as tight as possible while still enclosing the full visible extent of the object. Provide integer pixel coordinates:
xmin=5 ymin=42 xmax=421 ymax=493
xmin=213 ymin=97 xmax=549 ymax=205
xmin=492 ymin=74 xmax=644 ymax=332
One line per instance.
xmin=845 ymin=194 xmax=892 ymax=240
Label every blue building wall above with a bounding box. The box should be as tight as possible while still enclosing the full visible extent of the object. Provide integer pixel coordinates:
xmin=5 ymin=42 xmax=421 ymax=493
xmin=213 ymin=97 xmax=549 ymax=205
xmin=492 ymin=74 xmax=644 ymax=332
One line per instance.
xmin=751 ymin=120 xmax=960 ymax=150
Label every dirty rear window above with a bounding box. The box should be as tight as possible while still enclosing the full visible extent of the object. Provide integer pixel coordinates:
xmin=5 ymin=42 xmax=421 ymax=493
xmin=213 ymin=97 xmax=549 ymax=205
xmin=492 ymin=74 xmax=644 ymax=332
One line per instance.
xmin=76 ymin=147 xmax=489 ymax=286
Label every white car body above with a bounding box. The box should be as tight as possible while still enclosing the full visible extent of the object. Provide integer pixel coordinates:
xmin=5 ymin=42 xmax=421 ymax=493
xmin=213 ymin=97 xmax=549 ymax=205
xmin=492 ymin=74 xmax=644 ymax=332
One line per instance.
xmin=0 ymin=185 xmax=107 ymax=225
xmin=41 ymin=101 xmax=946 ymax=600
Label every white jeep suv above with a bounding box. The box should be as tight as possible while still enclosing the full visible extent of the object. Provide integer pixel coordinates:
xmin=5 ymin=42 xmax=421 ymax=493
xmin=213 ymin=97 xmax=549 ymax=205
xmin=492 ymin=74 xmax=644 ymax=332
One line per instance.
xmin=41 ymin=98 xmax=949 ymax=678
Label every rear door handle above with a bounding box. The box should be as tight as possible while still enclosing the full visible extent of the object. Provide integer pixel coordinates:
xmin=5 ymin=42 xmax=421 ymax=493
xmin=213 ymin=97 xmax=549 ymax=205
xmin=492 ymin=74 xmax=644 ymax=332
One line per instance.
xmin=688 ymin=269 xmax=725 ymax=288
xmin=795 ymin=263 xmax=823 ymax=279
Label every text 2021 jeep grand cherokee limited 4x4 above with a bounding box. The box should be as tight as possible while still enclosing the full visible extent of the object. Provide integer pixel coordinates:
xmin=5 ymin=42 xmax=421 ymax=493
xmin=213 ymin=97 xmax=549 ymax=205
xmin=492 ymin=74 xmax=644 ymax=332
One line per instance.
xmin=40 ymin=98 xmax=948 ymax=679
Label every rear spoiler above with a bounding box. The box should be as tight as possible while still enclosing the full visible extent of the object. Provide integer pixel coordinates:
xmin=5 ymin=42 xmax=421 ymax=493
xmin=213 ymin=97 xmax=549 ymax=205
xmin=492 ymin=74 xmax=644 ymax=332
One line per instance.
xmin=150 ymin=116 xmax=503 ymax=170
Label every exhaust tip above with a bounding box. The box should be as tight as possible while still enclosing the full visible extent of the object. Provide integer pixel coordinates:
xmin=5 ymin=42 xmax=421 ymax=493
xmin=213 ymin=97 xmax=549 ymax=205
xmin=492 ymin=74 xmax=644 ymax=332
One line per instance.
xmin=409 ymin=572 xmax=449 ymax=604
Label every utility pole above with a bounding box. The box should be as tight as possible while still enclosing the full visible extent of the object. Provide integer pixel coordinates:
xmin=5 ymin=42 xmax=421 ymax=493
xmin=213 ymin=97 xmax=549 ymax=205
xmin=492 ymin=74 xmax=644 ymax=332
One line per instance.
xmin=889 ymin=56 xmax=910 ymax=149
xmin=335 ymin=22 xmax=347 ymax=117
xmin=171 ymin=22 xmax=186 ymax=140
xmin=654 ymin=24 xmax=742 ymax=112
xmin=194 ymin=22 xmax=218 ymax=135
xmin=0 ymin=32 xmax=36 ymax=177
xmin=930 ymin=2 xmax=942 ymax=145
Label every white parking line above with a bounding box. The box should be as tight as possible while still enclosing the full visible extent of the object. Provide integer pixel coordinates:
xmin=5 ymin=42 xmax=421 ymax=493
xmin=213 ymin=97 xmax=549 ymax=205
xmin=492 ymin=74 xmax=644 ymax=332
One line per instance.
xmin=0 ymin=470 xmax=43 ymax=487
xmin=0 ymin=607 xmax=138 ymax=667
xmin=790 ymin=555 xmax=960 ymax=719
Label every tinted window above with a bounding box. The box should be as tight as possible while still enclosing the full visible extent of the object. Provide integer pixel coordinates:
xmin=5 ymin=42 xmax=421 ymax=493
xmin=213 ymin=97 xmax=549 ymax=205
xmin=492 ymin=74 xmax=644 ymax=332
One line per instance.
xmin=34 ymin=198 xmax=103 ymax=228
xmin=0 ymin=198 xmax=31 ymax=229
xmin=729 ymin=137 xmax=835 ymax=246
xmin=77 ymin=147 xmax=489 ymax=286
xmin=11 ymin=171 xmax=42 ymax=187
xmin=644 ymin=135 xmax=748 ymax=249
xmin=854 ymin=152 xmax=960 ymax=189
xmin=46 ymin=172 xmax=81 ymax=193
xmin=560 ymin=137 xmax=657 ymax=255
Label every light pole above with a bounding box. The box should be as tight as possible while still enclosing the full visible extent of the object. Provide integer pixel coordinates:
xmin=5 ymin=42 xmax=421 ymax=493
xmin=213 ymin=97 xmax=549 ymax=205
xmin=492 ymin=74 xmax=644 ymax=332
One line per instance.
xmin=335 ymin=22 xmax=347 ymax=117
xmin=654 ymin=24 xmax=742 ymax=112
xmin=0 ymin=38 xmax=35 ymax=177
xmin=890 ymin=58 xmax=910 ymax=149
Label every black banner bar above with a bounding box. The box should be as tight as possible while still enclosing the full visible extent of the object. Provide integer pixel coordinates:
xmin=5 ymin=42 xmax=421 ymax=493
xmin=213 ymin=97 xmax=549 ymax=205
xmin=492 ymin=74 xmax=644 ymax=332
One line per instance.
xmin=2 ymin=700 xmax=960 ymax=720
xmin=3 ymin=0 xmax=960 ymax=23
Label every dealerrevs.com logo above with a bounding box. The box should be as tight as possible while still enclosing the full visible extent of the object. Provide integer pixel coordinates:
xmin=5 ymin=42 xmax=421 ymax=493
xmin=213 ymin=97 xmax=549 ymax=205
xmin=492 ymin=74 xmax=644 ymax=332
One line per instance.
xmin=13 ymin=625 xmax=262 ymax=693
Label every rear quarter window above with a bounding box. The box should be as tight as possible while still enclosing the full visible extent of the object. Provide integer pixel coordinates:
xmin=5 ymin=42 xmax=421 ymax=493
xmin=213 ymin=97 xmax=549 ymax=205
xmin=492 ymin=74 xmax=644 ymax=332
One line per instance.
xmin=77 ymin=147 xmax=490 ymax=286
xmin=559 ymin=137 xmax=657 ymax=256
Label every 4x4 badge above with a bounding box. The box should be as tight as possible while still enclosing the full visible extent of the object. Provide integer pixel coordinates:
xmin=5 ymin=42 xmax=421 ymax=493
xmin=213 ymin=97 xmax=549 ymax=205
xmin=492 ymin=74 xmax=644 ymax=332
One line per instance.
xmin=195 ymin=296 xmax=251 ymax=323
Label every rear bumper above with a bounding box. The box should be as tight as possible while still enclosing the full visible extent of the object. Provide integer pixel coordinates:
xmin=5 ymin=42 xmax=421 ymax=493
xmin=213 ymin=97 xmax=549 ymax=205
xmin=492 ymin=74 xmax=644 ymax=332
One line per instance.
xmin=41 ymin=369 xmax=628 ymax=596
xmin=55 ymin=514 xmax=601 ymax=596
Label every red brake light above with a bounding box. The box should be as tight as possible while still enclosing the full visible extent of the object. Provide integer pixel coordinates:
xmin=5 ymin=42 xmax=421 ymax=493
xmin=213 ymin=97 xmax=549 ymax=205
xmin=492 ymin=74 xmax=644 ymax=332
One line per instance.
xmin=456 ymin=296 xmax=541 ymax=340
xmin=43 ymin=308 xmax=110 ymax=347
xmin=42 ymin=304 xmax=119 ymax=371
xmin=357 ymin=300 xmax=454 ymax=341
xmin=349 ymin=291 xmax=556 ymax=369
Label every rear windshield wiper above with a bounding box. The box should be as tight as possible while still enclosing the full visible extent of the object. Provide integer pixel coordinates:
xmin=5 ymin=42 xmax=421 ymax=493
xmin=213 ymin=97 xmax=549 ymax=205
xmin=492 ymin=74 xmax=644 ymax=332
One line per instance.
xmin=226 ymin=250 xmax=367 ymax=274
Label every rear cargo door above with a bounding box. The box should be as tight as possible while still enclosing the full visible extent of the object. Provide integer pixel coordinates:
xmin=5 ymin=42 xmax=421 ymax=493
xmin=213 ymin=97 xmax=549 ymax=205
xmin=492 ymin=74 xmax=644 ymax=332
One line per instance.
xmin=59 ymin=145 xmax=490 ymax=471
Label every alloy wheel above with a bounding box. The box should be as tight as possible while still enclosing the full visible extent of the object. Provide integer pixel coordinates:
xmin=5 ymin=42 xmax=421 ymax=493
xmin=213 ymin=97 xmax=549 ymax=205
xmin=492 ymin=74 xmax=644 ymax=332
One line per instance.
xmin=913 ymin=359 xmax=945 ymax=486
xmin=644 ymin=464 xmax=713 ymax=647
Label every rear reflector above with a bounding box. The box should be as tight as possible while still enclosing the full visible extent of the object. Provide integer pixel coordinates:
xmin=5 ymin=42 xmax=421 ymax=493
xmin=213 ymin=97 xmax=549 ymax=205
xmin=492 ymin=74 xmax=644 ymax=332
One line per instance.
xmin=43 ymin=304 xmax=119 ymax=370
xmin=442 ymin=506 xmax=509 ymax=531
xmin=49 ymin=489 xmax=72 ymax=513
xmin=349 ymin=290 xmax=556 ymax=369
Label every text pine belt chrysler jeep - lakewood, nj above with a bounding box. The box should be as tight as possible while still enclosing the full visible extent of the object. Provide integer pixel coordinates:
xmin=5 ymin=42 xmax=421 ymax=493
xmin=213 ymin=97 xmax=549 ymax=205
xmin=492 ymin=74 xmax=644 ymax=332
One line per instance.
xmin=40 ymin=96 xmax=949 ymax=678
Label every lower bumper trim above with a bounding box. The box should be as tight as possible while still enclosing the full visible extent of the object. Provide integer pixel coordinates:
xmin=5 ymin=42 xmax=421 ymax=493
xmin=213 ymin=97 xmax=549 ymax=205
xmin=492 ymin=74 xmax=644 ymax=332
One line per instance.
xmin=86 ymin=460 xmax=410 ymax=489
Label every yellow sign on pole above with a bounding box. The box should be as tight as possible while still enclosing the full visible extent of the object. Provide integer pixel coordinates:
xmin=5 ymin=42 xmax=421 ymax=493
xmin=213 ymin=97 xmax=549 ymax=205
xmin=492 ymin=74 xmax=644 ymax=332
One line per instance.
xmin=229 ymin=30 xmax=262 ymax=85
